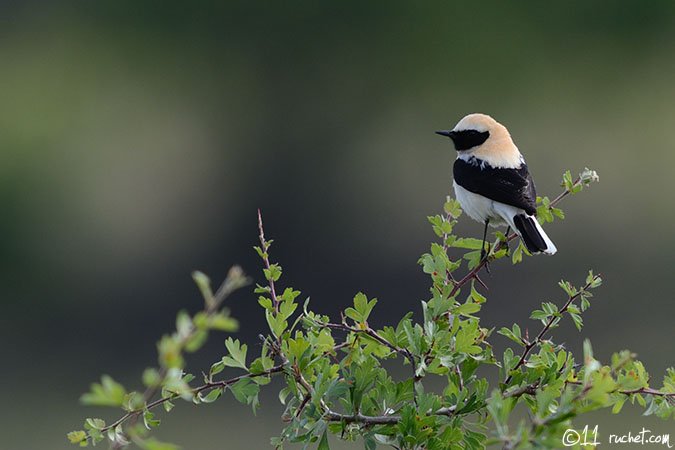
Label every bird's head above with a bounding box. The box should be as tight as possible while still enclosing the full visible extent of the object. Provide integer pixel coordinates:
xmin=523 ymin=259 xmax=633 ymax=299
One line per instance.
xmin=436 ymin=113 xmax=522 ymax=168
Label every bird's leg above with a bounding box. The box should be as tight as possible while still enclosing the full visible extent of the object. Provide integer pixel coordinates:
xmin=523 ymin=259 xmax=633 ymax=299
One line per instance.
xmin=503 ymin=226 xmax=512 ymax=256
xmin=480 ymin=219 xmax=490 ymax=261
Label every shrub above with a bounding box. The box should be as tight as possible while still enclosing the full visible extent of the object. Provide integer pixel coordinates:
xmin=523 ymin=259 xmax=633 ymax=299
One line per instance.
xmin=69 ymin=168 xmax=674 ymax=449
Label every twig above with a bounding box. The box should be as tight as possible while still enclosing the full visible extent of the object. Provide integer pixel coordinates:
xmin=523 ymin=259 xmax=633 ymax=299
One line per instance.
xmin=100 ymin=365 xmax=285 ymax=437
xmin=531 ymin=382 xmax=673 ymax=432
xmin=258 ymin=209 xmax=281 ymax=312
xmin=564 ymin=380 xmax=675 ymax=398
xmin=324 ymin=405 xmax=457 ymax=425
xmin=441 ymin=207 xmax=455 ymax=286
xmin=503 ymin=275 xmax=601 ymax=386
xmin=503 ymin=383 xmax=539 ymax=398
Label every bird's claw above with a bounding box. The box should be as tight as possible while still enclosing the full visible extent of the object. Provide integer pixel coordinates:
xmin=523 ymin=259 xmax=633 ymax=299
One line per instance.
xmin=480 ymin=242 xmax=491 ymax=260
xmin=480 ymin=243 xmax=491 ymax=273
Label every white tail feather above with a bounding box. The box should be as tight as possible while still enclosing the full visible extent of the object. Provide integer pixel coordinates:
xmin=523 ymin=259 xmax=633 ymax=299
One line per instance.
xmin=532 ymin=217 xmax=557 ymax=255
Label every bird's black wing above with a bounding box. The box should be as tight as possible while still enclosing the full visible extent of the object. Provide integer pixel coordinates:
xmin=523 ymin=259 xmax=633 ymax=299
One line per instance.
xmin=524 ymin=170 xmax=538 ymax=212
xmin=453 ymin=158 xmax=537 ymax=215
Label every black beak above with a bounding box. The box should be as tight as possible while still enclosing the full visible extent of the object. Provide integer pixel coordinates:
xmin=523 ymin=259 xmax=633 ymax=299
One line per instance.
xmin=435 ymin=130 xmax=453 ymax=138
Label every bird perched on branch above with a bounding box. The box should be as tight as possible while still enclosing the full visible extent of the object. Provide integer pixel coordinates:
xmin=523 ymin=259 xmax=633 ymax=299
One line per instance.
xmin=436 ymin=113 xmax=556 ymax=257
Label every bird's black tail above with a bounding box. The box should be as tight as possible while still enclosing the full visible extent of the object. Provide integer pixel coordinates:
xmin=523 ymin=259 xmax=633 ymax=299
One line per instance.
xmin=513 ymin=214 xmax=557 ymax=255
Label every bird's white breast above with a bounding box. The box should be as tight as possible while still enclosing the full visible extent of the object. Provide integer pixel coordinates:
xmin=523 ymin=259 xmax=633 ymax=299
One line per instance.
xmin=453 ymin=181 xmax=509 ymax=226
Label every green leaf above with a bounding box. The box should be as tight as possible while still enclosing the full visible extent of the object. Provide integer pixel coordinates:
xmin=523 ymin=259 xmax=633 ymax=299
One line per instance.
xmin=258 ymin=296 xmax=273 ymax=310
xmin=314 ymin=329 xmax=336 ymax=353
xmin=562 ymin=170 xmax=574 ymax=190
xmin=463 ymin=430 xmax=486 ymax=450
xmin=536 ymin=197 xmax=555 ymax=223
xmin=209 ymin=360 xmax=225 ymax=377
xmin=542 ymin=302 xmax=559 ymax=315
xmin=612 ymin=396 xmax=627 ymax=414
xmin=443 ymin=197 xmax=462 ymax=218
xmin=141 ymin=439 xmax=181 ymax=450
xmin=570 ymin=312 xmax=583 ymax=331
xmin=635 ymin=393 xmax=646 ymax=407
xmin=199 ymin=388 xmax=222 ymax=403
xmin=265 ymin=309 xmax=287 ymax=337
xmin=346 ymin=292 xmax=377 ymax=324
xmin=558 ymin=280 xmax=577 ymax=296
xmin=470 ymin=284 xmax=486 ymax=304
xmin=455 ymin=320 xmax=482 ymax=354
xmin=588 ymin=271 xmax=603 ymax=288
xmin=451 ymin=238 xmax=484 ymax=250
xmin=80 ymin=375 xmax=127 ymax=407
xmin=191 ymin=270 xmax=215 ymax=309
xmin=67 ymin=430 xmax=87 ymax=446
xmin=581 ymin=296 xmax=591 ymax=311
xmin=175 ymin=310 xmax=193 ymax=338
xmin=583 ymin=339 xmax=601 ymax=384
xmin=254 ymin=283 xmax=270 ymax=294
xmin=253 ymin=245 xmax=266 ymax=259
xmin=143 ymin=410 xmax=161 ymax=429
xmin=84 ymin=418 xmax=105 ymax=430
xmin=142 ymin=368 xmax=162 ymax=388
xmin=286 ymin=335 xmax=311 ymax=363
xmin=158 ymin=335 xmax=184 ymax=369
xmin=263 ymin=263 xmax=282 ymax=282
xmin=123 ymin=391 xmax=145 ymax=412
xmin=278 ymin=297 xmax=298 ymax=321
xmin=317 ymin=430 xmax=330 ymax=450
xmin=463 ymin=250 xmax=482 ymax=270
xmin=454 ymin=301 xmax=481 ymax=316
xmin=249 ymin=354 xmax=274 ymax=375
xmin=512 ymin=241 xmax=524 ymax=264
xmin=498 ymin=325 xmax=523 ymax=346
xmin=223 ymin=338 xmax=248 ymax=370
xmin=428 ymin=214 xmax=445 ymax=237
xmin=280 ymin=287 xmax=301 ymax=303
xmin=230 ymin=378 xmax=260 ymax=406
xmin=207 ymin=315 xmax=232 ymax=333
xmin=184 ymin=329 xmax=208 ymax=353
xmin=530 ymin=309 xmax=549 ymax=322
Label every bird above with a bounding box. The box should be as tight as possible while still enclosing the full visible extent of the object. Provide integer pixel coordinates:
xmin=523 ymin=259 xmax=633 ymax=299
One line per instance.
xmin=436 ymin=113 xmax=557 ymax=257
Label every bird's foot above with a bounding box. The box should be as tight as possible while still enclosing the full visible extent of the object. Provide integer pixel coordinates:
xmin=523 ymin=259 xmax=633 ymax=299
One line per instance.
xmin=502 ymin=227 xmax=512 ymax=257
xmin=480 ymin=243 xmax=491 ymax=273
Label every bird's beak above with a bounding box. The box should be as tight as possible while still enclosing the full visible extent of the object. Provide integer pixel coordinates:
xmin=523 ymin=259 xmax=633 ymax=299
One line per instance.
xmin=435 ymin=130 xmax=453 ymax=138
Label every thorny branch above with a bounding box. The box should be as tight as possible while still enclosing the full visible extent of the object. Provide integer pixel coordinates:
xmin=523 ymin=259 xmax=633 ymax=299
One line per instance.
xmin=101 ymin=365 xmax=285 ymax=441
xmin=502 ymin=274 xmax=601 ymax=386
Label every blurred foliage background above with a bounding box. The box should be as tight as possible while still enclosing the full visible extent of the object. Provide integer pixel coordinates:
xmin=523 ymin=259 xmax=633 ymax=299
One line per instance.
xmin=2 ymin=1 xmax=674 ymax=448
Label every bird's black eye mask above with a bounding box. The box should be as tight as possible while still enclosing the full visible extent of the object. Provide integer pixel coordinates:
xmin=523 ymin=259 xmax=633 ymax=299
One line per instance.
xmin=436 ymin=129 xmax=490 ymax=151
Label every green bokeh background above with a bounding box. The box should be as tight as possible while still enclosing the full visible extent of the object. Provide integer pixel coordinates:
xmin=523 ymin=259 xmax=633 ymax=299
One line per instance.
xmin=2 ymin=1 xmax=673 ymax=448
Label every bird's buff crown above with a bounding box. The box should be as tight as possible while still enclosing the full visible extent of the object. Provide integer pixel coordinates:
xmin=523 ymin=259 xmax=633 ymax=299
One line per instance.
xmin=453 ymin=113 xmax=523 ymax=169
